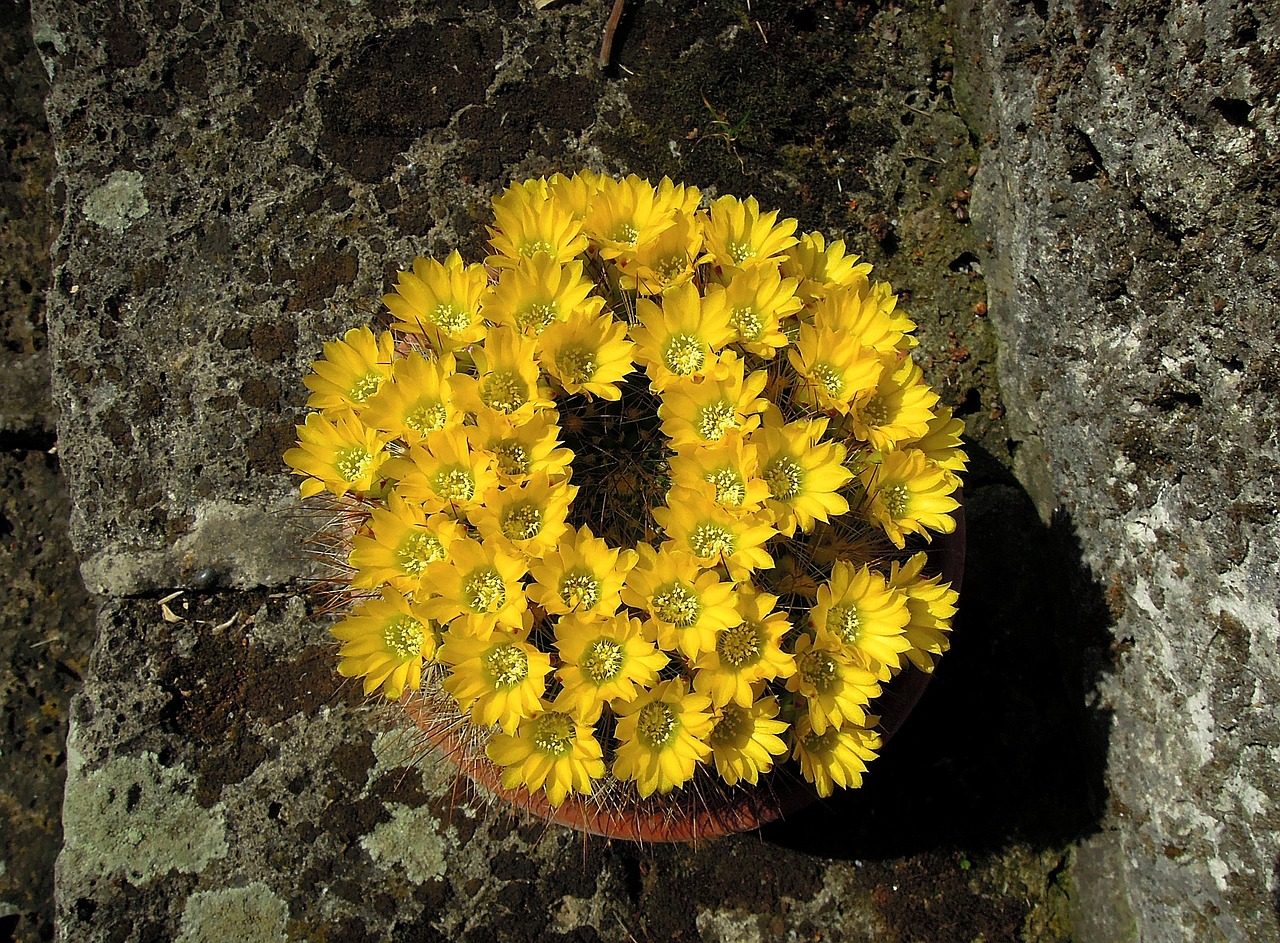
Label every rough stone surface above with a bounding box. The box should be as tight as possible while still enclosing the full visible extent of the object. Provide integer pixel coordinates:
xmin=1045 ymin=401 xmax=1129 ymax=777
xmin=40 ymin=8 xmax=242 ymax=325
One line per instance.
xmin=954 ymin=0 xmax=1280 ymax=940
xmin=0 ymin=5 xmax=97 ymax=943
xmin=11 ymin=0 xmax=1267 ymax=939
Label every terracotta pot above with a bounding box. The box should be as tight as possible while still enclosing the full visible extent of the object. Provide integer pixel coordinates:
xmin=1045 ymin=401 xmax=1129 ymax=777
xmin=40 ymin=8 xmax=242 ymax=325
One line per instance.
xmin=407 ymin=492 xmax=966 ymax=842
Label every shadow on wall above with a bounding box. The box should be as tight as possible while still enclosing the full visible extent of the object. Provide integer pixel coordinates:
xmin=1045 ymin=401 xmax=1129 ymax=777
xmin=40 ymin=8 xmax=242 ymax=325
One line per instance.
xmin=763 ymin=442 xmax=1115 ymax=859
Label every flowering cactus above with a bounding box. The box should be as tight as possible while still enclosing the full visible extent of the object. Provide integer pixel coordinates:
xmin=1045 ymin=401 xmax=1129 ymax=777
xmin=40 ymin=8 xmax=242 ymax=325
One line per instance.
xmin=285 ymin=171 xmax=964 ymax=813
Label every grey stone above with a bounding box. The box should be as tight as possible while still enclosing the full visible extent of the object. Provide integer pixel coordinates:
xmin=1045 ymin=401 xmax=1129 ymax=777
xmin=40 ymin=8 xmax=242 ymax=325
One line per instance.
xmin=28 ymin=0 xmax=1172 ymax=940
xmin=954 ymin=0 xmax=1280 ymax=940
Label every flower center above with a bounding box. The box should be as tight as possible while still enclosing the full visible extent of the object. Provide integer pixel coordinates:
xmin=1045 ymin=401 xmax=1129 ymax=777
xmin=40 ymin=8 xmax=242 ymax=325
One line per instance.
xmin=688 ymin=523 xmax=736 ymax=560
xmin=481 ymin=371 xmax=528 ymax=414
xmin=559 ymin=346 xmax=598 ymax=384
xmin=519 ymin=239 xmax=553 ymax=258
xmin=828 ymin=605 xmax=862 ymax=645
xmin=397 ymin=531 xmax=445 ymax=575
xmin=559 ymin=570 xmax=601 ymax=611
xmin=335 ymin=446 xmax=373 ymax=482
xmin=860 ymin=393 xmax=890 ymax=427
xmin=884 ymin=484 xmax=910 ymax=518
xmin=431 ymin=466 xmax=475 ymax=502
xmin=464 ymin=568 xmax=507 ymax=612
xmin=651 ymin=582 xmax=701 ymax=627
xmin=802 ymin=726 xmax=840 ymax=755
xmin=810 ymin=364 xmax=844 ymax=398
xmin=405 ymin=402 xmax=449 ymax=433
xmin=581 ymin=638 xmax=625 ymax=684
xmin=728 ymin=241 xmax=754 ymax=265
xmin=611 ymin=223 xmax=640 ymax=246
xmin=696 ymin=400 xmax=738 ymax=441
xmin=530 ymin=711 xmax=575 ymax=758
xmin=709 ymin=703 xmax=750 ymax=748
xmin=518 ymin=301 xmax=558 ymax=333
xmin=382 ymin=615 xmax=425 ymax=658
xmin=663 ymin=334 xmax=705 ymax=376
xmin=636 ymin=701 xmax=678 ymax=749
xmin=494 ymin=442 xmax=529 ymax=476
xmin=731 ymin=306 xmax=763 ymax=341
xmin=501 ymin=503 xmax=544 ymax=541
xmin=655 ymin=256 xmax=686 ymax=284
xmin=349 ymin=371 xmax=382 ymax=403
xmin=706 ymin=468 xmax=747 ymax=506
xmin=484 ymin=643 xmax=529 ymax=688
xmin=798 ymin=649 xmax=839 ymax=695
xmin=716 ymin=621 xmax=764 ymax=669
xmin=432 ymin=303 xmax=470 ymax=335
xmin=763 ymin=458 xmax=804 ymax=501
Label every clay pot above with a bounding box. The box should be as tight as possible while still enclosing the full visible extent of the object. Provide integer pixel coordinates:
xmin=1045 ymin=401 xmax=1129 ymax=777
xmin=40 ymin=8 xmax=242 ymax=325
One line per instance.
xmin=407 ymin=493 xmax=966 ymax=842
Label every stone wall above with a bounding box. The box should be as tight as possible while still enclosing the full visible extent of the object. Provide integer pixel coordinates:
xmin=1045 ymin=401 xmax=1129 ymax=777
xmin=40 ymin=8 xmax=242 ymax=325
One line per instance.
xmin=953 ymin=0 xmax=1280 ymax=940
xmin=18 ymin=0 xmax=1277 ymax=939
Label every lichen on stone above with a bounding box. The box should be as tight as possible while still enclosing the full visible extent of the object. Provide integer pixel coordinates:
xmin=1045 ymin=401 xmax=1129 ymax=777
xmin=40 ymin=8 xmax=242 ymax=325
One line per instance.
xmin=176 ymin=883 xmax=289 ymax=943
xmin=60 ymin=750 xmax=228 ymax=885
xmin=359 ymin=802 xmax=448 ymax=884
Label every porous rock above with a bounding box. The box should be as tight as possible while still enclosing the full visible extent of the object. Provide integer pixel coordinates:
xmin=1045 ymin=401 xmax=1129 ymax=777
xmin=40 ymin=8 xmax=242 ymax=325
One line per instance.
xmin=954 ymin=1 xmax=1280 ymax=940
xmin=30 ymin=0 xmax=1244 ymax=939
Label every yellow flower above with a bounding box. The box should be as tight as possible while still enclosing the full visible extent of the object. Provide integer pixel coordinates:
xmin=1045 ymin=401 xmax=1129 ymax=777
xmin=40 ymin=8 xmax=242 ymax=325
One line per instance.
xmin=470 ymin=471 xmax=578 ymax=560
xmin=692 ymin=589 xmax=795 ymax=707
xmin=751 ymin=408 xmax=854 ymax=536
xmin=904 ymin=406 xmax=968 ymax=486
xmin=348 ymin=491 xmax=462 ymax=593
xmin=483 ymin=254 xmax=603 ymax=336
xmin=470 ymin=410 xmax=574 ymax=483
xmin=702 ymin=194 xmax=798 ymax=269
xmin=887 ymin=551 xmax=959 ymax=672
xmin=812 ymin=562 xmax=911 ymax=680
xmin=439 ymin=621 xmax=551 ymax=732
xmin=708 ymin=694 xmax=790 ymax=786
xmin=547 ymin=170 xmax=604 ymax=220
xmin=862 ymin=448 xmax=960 ymax=548
xmin=844 ymin=357 xmax=940 ymax=453
xmin=781 ymin=232 xmax=873 ymax=304
xmin=452 ymin=326 xmax=555 ymax=423
xmin=302 ymin=326 xmax=396 ymax=413
xmin=553 ymin=611 xmax=668 ymax=722
xmin=656 ymin=353 xmax=768 ymax=447
xmin=422 ymin=537 xmax=529 ymax=637
xmin=656 ymin=175 xmax=702 ymax=216
xmin=714 ymin=265 xmax=802 ymax=358
xmin=382 ymin=250 xmax=488 ymax=351
xmin=331 ymin=587 xmax=436 ymax=700
xmin=620 ymin=545 xmax=741 ymax=659
xmin=382 ymin=427 xmax=498 ymax=517
xmin=792 ymin=713 xmax=881 ymax=797
xmin=537 ymin=310 xmax=637 ymax=400
xmin=611 ymin=679 xmax=714 ymax=798
xmin=785 ymin=635 xmax=881 ymax=735
xmin=486 ymin=185 xmax=588 ymax=269
xmin=630 ymin=280 xmax=734 ymax=391
xmin=667 ymin=433 xmax=771 ymax=513
xmin=583 ymin=173 xmax=678 ymax=260
xmin=527 ymin=525 xmax=638 ymax=618
xmin=360 ymin=351 xmax=462 ymax=444
xmin=485 ymin=704 xmax=606 ymax=806
xmin=653 ymin=490 xmax=777 ymax=580
xmin=810 ymin=283 xmax=909 ymax=355
xmin=284 ymin=411 xmax=388 ymax=499
xmin=613 ymin=210 xmax=703 ymax=295
xmin=870 ymin=279 xmax=917 ymax=350
xmin=787 ymin=322 xmax=883 ymax=414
